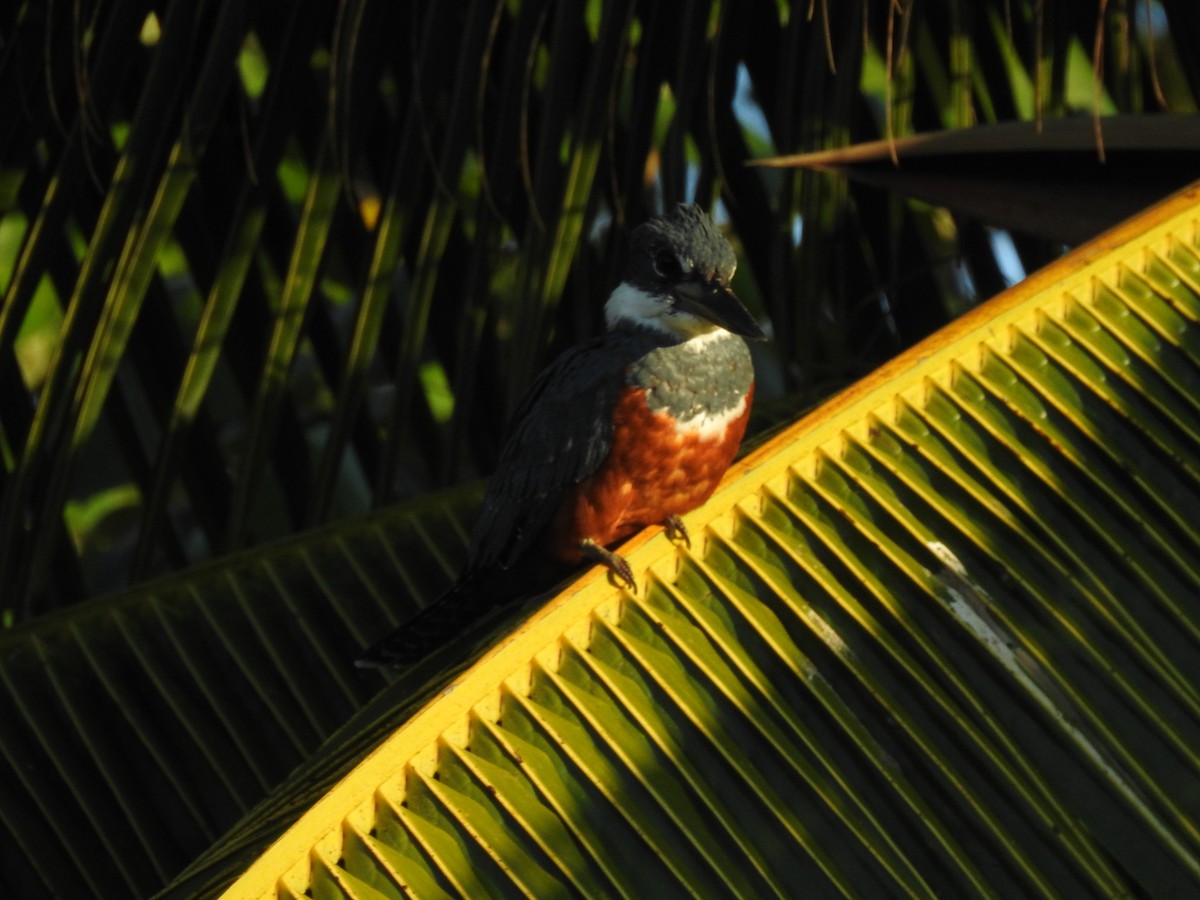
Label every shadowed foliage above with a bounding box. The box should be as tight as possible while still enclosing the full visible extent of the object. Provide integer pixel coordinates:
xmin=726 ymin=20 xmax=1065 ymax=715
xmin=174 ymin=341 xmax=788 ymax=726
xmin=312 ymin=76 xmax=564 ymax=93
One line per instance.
xmin=1 ymin=0 xmax=1195 ymax=614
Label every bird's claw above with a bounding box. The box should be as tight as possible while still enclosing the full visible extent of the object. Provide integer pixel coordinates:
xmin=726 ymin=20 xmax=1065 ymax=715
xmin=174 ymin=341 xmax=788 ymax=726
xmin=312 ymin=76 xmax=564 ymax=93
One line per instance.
xmin=663 ymin=514 xmax=690 ymax=547
xmin=609 ymin=557 xmax=636 ymax=592
xmin=580 ymin=539 xmax=637 ymax=593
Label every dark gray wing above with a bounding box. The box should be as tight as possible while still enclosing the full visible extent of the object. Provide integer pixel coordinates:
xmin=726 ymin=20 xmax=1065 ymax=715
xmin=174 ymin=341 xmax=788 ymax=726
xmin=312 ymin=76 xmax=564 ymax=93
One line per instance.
xmin=466 ymin=328 xmax=660 ymax=573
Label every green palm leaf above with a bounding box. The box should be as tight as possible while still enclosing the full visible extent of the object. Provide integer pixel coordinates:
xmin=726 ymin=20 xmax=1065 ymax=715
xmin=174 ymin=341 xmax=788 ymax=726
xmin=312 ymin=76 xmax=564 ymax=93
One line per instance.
xmin=0 ymin=480 xmax=478 ymax=897
xmin=156 ymin=184 xmax=1200 ymax=899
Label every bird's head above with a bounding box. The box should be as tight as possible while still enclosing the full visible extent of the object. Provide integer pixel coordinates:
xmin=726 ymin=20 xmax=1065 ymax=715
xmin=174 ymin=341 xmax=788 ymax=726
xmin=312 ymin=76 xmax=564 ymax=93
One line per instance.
xmin=605 ymin=203 xmax=767 ymax=342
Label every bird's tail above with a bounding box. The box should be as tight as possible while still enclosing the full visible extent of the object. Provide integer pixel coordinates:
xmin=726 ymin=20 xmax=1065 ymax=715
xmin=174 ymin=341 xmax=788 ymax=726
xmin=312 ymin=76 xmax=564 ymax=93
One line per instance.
xmin=355 ymin=580 xmax=494 ymax=669
xmin=355 ymin=559 xmax=575 ymax=670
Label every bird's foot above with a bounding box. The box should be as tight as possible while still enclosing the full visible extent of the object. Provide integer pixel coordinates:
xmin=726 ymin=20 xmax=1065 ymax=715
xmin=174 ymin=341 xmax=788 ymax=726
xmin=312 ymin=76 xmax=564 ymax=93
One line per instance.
xmin=663 ymin=514 xmax=690 ymax=547
xmin=580 ymin=539 xmax=636 ymax=593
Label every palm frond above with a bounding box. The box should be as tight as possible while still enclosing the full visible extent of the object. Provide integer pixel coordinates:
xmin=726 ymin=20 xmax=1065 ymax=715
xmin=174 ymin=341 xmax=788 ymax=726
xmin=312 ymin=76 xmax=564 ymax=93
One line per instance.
xmin=167 ymin=185 xmax=1200 ymax=898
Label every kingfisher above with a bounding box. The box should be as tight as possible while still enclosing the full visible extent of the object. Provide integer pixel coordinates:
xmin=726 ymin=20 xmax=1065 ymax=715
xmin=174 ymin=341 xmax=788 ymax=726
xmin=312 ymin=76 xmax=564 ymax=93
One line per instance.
xmin=358 ymin=203 xmax=765 ymax=668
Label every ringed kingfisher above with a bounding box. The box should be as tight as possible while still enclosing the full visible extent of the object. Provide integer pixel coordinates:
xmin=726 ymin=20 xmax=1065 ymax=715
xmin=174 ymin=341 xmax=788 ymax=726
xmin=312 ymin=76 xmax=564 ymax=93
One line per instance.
xmin=358 ymin=203 xmax=765 ymax=668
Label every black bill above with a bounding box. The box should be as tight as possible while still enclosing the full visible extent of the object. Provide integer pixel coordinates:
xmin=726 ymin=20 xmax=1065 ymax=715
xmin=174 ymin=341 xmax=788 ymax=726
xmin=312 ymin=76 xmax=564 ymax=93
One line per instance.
xmin=672 ymin=275 xmax=767 ymax=340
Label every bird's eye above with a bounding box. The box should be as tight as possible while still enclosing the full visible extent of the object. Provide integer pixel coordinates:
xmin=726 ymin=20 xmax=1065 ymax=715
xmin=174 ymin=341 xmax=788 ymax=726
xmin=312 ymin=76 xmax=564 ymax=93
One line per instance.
xmin=652 ymin=249 xmax=682 ymax=281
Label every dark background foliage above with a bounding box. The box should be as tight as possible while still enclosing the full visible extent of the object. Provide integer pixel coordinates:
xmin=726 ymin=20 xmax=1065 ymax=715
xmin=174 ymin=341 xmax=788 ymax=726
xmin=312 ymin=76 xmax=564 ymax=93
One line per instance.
xmin=2 ymin=0 xmax=1195 ymax=617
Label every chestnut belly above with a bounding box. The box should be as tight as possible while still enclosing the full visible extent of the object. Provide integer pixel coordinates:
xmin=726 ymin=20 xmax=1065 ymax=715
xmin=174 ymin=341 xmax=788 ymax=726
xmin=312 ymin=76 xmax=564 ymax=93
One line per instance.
xmin=546 ymin=383 xmax=753 ymax=563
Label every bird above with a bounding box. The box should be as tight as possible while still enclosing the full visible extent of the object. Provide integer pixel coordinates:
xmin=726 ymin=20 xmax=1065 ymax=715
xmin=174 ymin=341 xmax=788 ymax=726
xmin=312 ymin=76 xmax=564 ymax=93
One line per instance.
xmin=357 ymin=203 xmax=765 ymax=669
